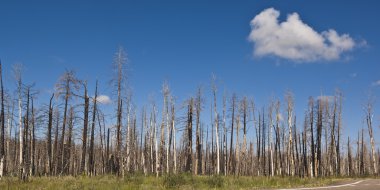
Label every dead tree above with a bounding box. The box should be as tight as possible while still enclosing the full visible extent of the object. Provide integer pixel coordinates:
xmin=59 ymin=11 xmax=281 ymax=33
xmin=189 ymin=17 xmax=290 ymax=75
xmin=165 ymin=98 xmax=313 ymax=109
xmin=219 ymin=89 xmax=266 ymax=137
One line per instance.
xmin=261 ymin=108 xmax=266 ymax=176
xmin=185 ymin=98 xmax=193 ymax=173
xmin=360 ymin=128 xmax=364 ymax=175
xmin=302 ymin=118 xmax=308 ymax=177
xmin=229 ymin=94 xmax=236 ymax=174
xmin=336 ymin=91 xmax=343 ymax=175
xmin=159 ymin=82 xmax=169 ymax=175
xmin=24 ymin=87 xmax=31 ymax=179
xmin=55 ymin=70 xmax=79 ymax=174
xmin=330 ymin=97 xmax=337 ymax=175
xmin=268 ymin=100 xmax=274 ymax=176
xmin=195 ymin=87 xmax=202 ymax=175
xmin=223 ymin=94 xmax=227 ymax=175
xmin=80 ymin=82 xmax=89 ymax=174
xmin=211 ymin=75 xmax=220 ymax=175
xmin=257 ymin=110 xmax=262 ymax=175
xmin=241 ymin=97 xmax=248 ymax=175
xmin=308 ymin=97 xmax=316 ymax=177
xmin=30 ymin=97 xmax=36 ymax=176
xmin=365 ymin=97 xmax=377 ymax=175
xmin=235 ymin=105 xmax=240 ymax=176
xmin=285 ymin=91 xmax=295 ymax=176
xmin=113 ymin=46 xmax=127 ymax=176
xmin=47 ymin=93 xmax=54 ymax=174
xmin=164 ymin=85 xmax=171 ymax=174
xmin=274 ymin=100 xmax=282 ymax=176
xmin=0 ymin=62 xmax=5 ymax=176
xmin=316 ymin=99 xmax=323 ymax=177
xmin=53 ymin=109 xmax=60 ymax=175
xmin=66 ymin=106 xmax=74 ymax=174
xmin=171 ymin=98 xmax=177 ymax=174
xmin=88 ymin=81 xmax=98 ymax=175
xmin=13 ymin=64 xmax=25 ymax=179
xmin=347 ymin=137 xmax=352 ymax=176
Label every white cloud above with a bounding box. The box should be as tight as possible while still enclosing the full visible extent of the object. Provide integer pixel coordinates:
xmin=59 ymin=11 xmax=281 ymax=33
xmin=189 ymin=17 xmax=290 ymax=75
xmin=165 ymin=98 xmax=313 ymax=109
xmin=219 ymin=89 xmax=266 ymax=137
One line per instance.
xmin=96 ymin=95 xmax=112 ymax=105
xmin=350 ymin=73 xmax=357 ymax=78
xmin=372 ymin=80 xmax=380 ymax=86
xmin=248 ymin=8 xmax=356 ymax=62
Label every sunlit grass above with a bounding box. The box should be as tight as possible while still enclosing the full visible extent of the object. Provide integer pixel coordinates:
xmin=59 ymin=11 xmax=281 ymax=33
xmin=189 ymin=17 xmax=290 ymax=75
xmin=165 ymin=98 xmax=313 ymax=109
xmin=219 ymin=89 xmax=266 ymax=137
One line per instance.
xmin=0 ymin=174 xmax=350 ymax=190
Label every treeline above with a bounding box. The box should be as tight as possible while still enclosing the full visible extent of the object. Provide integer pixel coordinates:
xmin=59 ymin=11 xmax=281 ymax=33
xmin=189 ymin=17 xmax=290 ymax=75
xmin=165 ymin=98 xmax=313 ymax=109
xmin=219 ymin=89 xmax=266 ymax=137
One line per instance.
xmin=0 ymin=47 xmax=378 ymax=180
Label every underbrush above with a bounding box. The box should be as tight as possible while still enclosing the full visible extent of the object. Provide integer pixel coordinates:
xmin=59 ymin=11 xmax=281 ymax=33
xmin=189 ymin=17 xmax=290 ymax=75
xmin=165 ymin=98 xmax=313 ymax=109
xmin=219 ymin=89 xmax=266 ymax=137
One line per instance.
xmin=0 ymin=174 xmax=351 ymax=190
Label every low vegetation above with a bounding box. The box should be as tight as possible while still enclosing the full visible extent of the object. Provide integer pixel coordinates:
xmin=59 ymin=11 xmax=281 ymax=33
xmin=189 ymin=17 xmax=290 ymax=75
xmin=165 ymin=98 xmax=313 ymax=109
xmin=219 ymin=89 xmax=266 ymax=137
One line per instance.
xmin=0 ymin=174 xmax=347 ymax=190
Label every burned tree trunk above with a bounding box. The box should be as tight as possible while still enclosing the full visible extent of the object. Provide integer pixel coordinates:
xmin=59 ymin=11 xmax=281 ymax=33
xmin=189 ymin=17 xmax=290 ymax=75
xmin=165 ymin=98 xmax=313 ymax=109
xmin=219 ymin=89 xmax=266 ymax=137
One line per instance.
xmin=0 ymin=63 xmax=5 ymax=176
xmin=47 ymin=93 xmax=54 ymax=175
xmin=80 ymin=83 xmax=89 ymax=174
xmin=66 ymin=107 xmax=74 ymax=175
xmin=195 ymin=87 xmax=202 ymax=175
xmin=113 ymin=46 xmax=127 ymax=176
xmin=286 ymin=92 xmax=294 ymax=176
xmin=88 ymin=81 xmax=98 ymax=175
xmin=309 ymin=97 xmax=316 ymax=177
xmin=185 ymin=98 xmax=193 ymax=172
xmin=211 ymin=76 xmax=220 ymax=175
xmin=229 ymin=94 xmax=236 ymax=175
xmin=316 ymin=99 xmax=323 ymax=177
xmin=365 ymin=98 xmax=377 ymax=175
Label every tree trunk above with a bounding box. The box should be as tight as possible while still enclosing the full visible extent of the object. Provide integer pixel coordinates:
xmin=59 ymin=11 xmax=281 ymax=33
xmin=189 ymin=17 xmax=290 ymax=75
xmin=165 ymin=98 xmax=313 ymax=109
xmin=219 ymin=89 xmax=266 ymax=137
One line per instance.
xmin=185 ymin=98 xmax=193 ymax=173
xmin=212 ymin=82 xmax=220 ymax=175
xmin=47 ymin=93 xmax=54 ymax=174
xmin=365 ymin=99 xmax=377 ymax=175
xmin=81 ymin=83 xmax=89 ymax=174
xmin=286 ymin=92 xmax=294 ymax=176
xmin=229 ymin=95 xmax=236 ymax=175
xmin=66 ymin=107 xmax=74 ymax=175
xmin=88 ymin=81 xmax=98 ymax=175
xmin=195 ymin=88 xmax=202 ymax=175
xmin=0 ymin=63 xmax=5 ymax=176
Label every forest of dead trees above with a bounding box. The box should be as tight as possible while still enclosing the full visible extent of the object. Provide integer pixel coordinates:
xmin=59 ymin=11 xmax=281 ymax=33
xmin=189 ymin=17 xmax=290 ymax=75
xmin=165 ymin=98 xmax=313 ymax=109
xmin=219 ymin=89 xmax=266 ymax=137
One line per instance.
xmin=0 ymin=47 xmax=379 ymax=180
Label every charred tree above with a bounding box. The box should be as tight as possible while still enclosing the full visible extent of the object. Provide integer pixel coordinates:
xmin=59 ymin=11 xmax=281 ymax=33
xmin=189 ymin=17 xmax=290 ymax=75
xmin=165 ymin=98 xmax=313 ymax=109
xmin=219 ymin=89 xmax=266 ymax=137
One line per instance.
xmin=80 ymin=82 xmax=89 ymax=174
xmin=185 ymin=98 xmax=193 ymax=173
xmin=88 ymin=81 xmax=98 ymax=175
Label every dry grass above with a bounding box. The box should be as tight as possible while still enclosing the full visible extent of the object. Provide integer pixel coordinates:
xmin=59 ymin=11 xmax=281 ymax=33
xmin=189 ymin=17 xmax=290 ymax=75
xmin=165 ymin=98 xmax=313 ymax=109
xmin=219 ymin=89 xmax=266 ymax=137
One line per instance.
xmin=0 ymin=174 xmax=347 ymax=190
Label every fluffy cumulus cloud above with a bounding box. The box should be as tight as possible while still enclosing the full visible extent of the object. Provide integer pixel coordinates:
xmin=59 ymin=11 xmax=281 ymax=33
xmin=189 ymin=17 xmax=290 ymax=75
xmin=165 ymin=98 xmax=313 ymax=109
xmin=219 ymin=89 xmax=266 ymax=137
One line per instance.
xmin=248 ymin=8 xmax=356 ymax=62
xmin=96 ymin=95 xmax=112 ymax=105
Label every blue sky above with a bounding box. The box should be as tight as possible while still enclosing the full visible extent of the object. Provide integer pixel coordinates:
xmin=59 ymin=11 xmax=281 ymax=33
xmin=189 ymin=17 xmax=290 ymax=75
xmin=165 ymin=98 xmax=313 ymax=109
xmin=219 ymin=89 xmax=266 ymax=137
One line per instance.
xmin=1 ymin=0 xmax=380 ymax=141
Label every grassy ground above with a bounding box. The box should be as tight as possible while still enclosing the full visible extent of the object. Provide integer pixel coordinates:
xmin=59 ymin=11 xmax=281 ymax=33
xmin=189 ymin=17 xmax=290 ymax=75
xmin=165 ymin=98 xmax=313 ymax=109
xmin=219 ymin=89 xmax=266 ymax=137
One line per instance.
xmin=0 ymin=174 xmax=350 ymax=190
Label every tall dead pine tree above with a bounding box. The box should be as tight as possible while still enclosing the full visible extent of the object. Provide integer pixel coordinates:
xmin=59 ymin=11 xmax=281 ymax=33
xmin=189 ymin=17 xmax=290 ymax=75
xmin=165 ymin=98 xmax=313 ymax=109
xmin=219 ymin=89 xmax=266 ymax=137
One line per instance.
xmin=285 ymin=91 xmax=295 ymax=176
xmin=316 ymin=99 xmax=323 ymax=177
xmin=195 ymin=87 xmax=202 ymax=175
xmin=0 ymin=62 xmax=5 ymax=176
xmin=113 ymin=46 xmax=127 ymax=176
xmin=308 ymin=97 xmax=316 ymax=177
xmin=211 ymin=75 xmax=220 ymax=175
xmin=81 ymin=82 xmax=89 ymax=174
xmin=47 ymin=93 xmax=54 ymax=174
xmin=229 ymin=94 xmax=236 ymax=174
xmin=88 ymin=81 xmax=98 ymax=175
xmin=13 ymin=64 xmax=25 ymax=180
xmin=185 ymin=98 xmax=193 ymax=172
xmin=365 ymin=97 xmax=377 ymax=175
xmin=55 ymin=70 xmax=79 ymax=174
